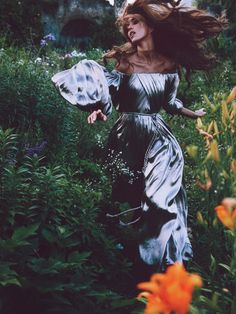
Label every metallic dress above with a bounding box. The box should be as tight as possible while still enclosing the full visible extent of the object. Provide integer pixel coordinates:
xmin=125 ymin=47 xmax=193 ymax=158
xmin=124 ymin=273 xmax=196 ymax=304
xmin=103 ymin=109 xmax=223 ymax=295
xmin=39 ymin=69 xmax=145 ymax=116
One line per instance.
xmin=52 ymin=59 xmax=193 ymax=270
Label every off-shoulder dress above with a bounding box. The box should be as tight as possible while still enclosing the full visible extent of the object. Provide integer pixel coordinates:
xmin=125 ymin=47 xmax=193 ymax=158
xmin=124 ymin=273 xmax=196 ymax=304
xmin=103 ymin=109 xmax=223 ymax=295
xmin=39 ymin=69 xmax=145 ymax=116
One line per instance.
xmin=52 ymin=59 xmax=193 ymax=271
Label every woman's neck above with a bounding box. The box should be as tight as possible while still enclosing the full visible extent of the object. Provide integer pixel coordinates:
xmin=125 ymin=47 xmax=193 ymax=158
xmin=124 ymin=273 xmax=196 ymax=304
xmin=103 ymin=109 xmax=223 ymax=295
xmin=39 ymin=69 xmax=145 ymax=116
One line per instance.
xmin=137 ymin=35 xmax=155 ymax=53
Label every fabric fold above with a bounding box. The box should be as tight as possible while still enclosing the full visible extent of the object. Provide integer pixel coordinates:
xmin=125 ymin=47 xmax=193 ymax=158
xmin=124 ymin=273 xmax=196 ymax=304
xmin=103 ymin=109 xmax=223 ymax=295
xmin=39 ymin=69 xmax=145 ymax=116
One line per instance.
xmin=52 ymin=59 xmax=115 ymax=115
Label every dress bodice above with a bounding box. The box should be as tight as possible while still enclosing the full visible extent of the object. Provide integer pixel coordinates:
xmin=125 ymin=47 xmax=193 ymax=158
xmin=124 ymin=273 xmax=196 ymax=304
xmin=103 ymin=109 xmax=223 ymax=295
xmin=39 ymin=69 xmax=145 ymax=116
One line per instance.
xmin=108 ymin=71 xmax=183 ymax=114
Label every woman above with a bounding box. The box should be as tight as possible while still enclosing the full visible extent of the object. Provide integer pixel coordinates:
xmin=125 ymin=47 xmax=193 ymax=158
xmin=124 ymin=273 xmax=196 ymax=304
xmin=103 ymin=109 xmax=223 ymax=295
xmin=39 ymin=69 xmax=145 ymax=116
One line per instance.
xmin=52 ymin=0 xmax=226 ymax=271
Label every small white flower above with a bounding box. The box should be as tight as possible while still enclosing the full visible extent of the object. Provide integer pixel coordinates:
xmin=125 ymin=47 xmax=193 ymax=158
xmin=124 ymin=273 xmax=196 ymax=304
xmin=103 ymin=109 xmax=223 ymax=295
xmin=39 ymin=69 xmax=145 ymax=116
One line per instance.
xmin=34 ymin=57 xmax=42 ymax=64
xmin=18 ymin=59 xmax=24 ymax=65
xmin=70 ymin=50 xmax=80 ymax=57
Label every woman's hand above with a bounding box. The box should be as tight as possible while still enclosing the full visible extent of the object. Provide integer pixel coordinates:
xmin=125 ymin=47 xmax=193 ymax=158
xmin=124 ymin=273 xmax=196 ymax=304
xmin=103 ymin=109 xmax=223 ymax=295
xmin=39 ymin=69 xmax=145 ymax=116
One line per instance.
xmin=179 ymin=107 xmax=206 ymax=119
xmin=87 ymin=109 xmax=107 ymax=124
xmin=194 ymin=108 xmax=206 ymax=118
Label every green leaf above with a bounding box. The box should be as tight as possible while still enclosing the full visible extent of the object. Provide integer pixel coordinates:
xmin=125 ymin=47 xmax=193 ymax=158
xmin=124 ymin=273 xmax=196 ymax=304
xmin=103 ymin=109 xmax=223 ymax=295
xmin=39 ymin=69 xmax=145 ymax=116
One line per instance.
xmin=42 ymin=228 xmax=57 ymax=243
xmin=0 ymin=239 xmax=30 ymax=250
xmin=210 ymin=254 xmax=216 ymax=275
xmin=68 ymin=251 xmax=91 ymax=264
xmin=218 ymin=263 xmax=232 ymax=273
xmin=12 ymin=223 xmax=40 ymax=241
xmin=0 ymin=264 xmax=21 ymax=287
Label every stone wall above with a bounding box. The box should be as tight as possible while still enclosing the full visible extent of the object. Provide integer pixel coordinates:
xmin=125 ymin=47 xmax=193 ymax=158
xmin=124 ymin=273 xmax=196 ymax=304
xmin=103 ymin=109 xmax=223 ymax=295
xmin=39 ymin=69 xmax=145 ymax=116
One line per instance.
xmin=40 ymin=0 xmax=125 ymax=48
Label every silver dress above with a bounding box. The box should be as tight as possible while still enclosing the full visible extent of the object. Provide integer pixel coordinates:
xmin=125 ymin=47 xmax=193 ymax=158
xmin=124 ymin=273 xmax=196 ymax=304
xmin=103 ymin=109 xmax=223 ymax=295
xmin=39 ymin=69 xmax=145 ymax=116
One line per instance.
xmin=52 ymin=59 xmax=193 ymax=270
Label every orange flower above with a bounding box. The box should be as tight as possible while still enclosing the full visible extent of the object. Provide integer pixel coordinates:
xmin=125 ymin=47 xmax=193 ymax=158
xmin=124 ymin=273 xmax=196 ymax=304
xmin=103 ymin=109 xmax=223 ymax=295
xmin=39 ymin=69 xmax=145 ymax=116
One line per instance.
xmin=215 ymin=198 xmax=236 ymax=229
xmin=196 ymin=177 xmax=212 ymax=191
xmin=198 ymin=129 xmax=213 ymax=140
xmin=137 ymin=263 xmax=202 ymax=314
xmin=196 ymin=170 xmax=212 ymax=191
xmin=209 ymin=140 xmax=220 ymax=162
xmin=231 ymin=160 xmax=236 ymax=173
xmin=226 ymin=86 xmax=236 ymax=104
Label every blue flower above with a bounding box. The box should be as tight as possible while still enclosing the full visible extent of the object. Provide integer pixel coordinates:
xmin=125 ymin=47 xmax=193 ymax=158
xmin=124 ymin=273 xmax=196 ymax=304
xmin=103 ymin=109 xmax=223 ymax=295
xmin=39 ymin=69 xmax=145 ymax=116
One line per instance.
xmin=40 ymin=33 xmax=56 ymax=47
xmin=25 ymin=141 xmax=47 ymax=157
xmin=40 ymin=39 xmax=47 ymax=47
xmin=43 ymin=33 xmax=56 ymax=41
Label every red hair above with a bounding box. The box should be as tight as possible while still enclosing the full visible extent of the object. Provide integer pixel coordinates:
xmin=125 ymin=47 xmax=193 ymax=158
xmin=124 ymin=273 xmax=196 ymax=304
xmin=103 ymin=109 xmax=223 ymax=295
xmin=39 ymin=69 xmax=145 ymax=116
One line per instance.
xmin=104 ymin=0 xmax=227 ymax=76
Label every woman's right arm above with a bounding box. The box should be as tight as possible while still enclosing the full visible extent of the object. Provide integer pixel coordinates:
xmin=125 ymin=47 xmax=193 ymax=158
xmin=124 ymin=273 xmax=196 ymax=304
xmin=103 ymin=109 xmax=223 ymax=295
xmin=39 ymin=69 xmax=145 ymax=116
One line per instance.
xmin=87 ymin=109 xmax=107 ymax=124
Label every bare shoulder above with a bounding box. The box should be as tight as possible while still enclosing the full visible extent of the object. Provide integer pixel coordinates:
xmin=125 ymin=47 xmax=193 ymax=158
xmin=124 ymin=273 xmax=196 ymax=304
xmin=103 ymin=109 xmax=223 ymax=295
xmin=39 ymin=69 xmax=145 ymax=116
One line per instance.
xmin=158 ymin=54 xmax=177 ymax=73
xmin=115 ymin=52 xmax=177 ymax=74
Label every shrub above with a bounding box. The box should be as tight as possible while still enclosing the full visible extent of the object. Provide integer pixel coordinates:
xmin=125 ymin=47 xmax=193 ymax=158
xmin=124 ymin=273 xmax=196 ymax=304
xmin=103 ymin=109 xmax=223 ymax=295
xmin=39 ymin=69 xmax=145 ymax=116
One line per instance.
xmin=0 ymin=128 xmax=136 ymax=314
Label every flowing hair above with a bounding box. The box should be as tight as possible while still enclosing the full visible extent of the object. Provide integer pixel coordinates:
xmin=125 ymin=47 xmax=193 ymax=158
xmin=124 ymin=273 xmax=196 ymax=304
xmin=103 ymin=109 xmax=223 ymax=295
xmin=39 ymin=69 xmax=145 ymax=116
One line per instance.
xmin=104 ymin=0 xmax=227 ymax=77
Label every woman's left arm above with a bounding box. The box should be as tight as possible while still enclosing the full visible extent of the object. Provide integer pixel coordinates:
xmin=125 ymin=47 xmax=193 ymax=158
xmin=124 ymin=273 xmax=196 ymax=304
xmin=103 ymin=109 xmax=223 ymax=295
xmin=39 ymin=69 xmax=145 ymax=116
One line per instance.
xmin=179 ymin=107 xmax=206 ymax=119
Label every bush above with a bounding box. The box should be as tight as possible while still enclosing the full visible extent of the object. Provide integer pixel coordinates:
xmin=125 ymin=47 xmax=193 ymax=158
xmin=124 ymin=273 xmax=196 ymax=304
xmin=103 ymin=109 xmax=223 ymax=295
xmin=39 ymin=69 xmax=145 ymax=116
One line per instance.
xmin=0 ymin=128 xmax=137 ymax=314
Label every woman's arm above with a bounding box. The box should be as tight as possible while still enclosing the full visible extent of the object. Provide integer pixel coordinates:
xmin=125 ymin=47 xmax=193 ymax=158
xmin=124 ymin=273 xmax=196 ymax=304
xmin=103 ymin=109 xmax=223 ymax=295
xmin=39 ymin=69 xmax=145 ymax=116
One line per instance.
xmin=179 ymin=107 xmax=206 ymax=119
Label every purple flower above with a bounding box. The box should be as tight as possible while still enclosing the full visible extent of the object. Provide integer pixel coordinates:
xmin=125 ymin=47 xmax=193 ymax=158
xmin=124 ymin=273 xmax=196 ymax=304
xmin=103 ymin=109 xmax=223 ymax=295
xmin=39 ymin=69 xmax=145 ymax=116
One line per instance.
xmin=40 ymin=33 xmax=56 ymax=48
xmin=25 ymin=141 xmax=47 ymax=157
xmin=43 ymin=33 xmax=56 ymax=41
xmin=40 ymin=39 xmax=47 ymax=47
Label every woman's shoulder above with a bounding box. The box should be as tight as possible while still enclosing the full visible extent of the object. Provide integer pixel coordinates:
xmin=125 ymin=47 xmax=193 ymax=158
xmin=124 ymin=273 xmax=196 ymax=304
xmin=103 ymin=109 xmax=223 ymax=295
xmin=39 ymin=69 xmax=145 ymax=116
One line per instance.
xmin=115 ymin=52 xmax=178 ymax=74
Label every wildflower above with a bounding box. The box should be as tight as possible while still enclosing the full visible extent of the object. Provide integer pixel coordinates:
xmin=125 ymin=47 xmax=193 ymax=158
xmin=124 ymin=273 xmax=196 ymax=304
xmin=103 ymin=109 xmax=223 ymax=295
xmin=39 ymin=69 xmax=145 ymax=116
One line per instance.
xmin=213 ymin=120 xmax=220 ymax=138
xmin=64 ymin=53 xmax=72 ymax=59
xmin=71 ymin=50 xmax=86 ymax=58
xmin=70 ymin=50 xmax=80 ymax=57
xmin=196 ymin=170 xmax=212 ymax=191
xmin=34 ymin=57 xmax=42 ymax=64
xmin=25 ymin=141 xmax=47 ymax=157
xmin=197 ymin=211 xmax=204 ymax=224
xmin=231 ymin=160 xmax=236 ymax=173
xmin=196 ymin=118 xmax=213 ymax=143
xmin=186 ymin=145 xmax=198 ymax=159
xmin=209 ymin=140 xmax=220 ymax=162
xmin=137 ymin=263 xmax=202 ymax=314
xmin=226 ymin=86 xmax=236 ymax=104
xmin=221 ymin=101 xmax=230 ymax=125
xmin=40 ymin=33 xmax=56 ymax=47
xmin=43 ymin=33 xmax=56 ymax=41
xmin=198 ymin=129 xmax=213 ymax=140
xmin=17 ymin=59 xmax=24 ymax=65
xmin=215 ymin=198 xmax=236 ymax=230
xmin=40 ymin=39 xmax=47 ymax=47
xmin=203 ymin=94 xmax=216 ymax=112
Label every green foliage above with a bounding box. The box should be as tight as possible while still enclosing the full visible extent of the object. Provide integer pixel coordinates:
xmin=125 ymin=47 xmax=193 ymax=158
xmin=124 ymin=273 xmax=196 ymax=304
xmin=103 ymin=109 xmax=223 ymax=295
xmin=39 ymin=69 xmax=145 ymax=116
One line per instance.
xmin=0 ymin=128 xmax=136 ymax=314
xmin=167 ymin=68 xmax=236 ymax=312
xmin=0 ymin=45 xmax=117 ymax=161
xmin=0 ymin=26 xmax=236 ymax=311
xmin=0 ymin=46 xmax=67 ymax=147
xmin=0 ymin=43 xmax=137 ymax=313
xmin=0 ymin=0 xmax=43 ymax=46
xmin=153 ymin=52 xmax=236 ymax=312
xmin=196 ymin=0 xmax=236 ymax=63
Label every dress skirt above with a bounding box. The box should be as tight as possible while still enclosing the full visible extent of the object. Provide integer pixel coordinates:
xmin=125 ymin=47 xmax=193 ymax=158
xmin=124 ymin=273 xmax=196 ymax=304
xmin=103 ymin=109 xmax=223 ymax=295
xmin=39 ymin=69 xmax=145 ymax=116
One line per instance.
xmin=107 ymin=112 xmax=192 ymax=270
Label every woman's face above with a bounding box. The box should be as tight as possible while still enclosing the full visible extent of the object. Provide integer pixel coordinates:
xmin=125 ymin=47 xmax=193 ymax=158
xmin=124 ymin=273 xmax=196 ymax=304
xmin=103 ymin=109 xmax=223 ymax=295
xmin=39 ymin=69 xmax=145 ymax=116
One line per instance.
xmin=123 ymin=14 xmax=153 ymax=43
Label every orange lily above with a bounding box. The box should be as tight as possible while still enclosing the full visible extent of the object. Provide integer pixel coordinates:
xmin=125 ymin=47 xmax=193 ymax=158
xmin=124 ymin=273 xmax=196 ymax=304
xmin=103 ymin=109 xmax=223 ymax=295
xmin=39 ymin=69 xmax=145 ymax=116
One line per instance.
xmin=226 ymin=86 xmax=236 ymax=104
xmin=196 ymin=169 xmax=212 ymax=191
xmin=215 ymin=198 xmax=236 ymax=230
xmin=137 ymin=263 xmax=202 ymax=314
xmin=231 ymin=160 xmax=236 ymax=173
xmin=198 ymin=129 xmax=213 ymax=140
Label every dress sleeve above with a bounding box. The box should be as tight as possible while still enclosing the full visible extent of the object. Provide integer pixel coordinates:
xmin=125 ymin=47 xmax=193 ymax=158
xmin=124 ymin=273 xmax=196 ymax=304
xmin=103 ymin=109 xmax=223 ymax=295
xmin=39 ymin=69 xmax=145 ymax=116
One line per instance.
xmin=51 ymin=59 xmax=121 ymax=116
xmin=163 ymin=73 xmax=183 ymax=115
